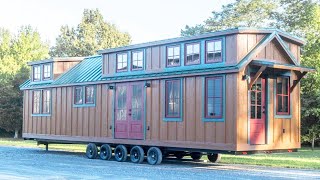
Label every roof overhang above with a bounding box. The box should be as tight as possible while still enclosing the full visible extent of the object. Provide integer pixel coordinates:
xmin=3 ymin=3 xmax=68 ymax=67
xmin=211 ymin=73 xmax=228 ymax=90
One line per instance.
xmin=250 ymin=60 xmax=315 ymax=73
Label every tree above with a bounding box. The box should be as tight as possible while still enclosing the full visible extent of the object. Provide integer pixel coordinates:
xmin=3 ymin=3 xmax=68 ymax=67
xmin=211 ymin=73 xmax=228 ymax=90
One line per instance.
xmin=0 ymin=26 xmax=49 ymax=137
xmin=50 ymin=9 xmax=131 ymax=57
xmin=181 ymin=0 xmax=279 ymax=36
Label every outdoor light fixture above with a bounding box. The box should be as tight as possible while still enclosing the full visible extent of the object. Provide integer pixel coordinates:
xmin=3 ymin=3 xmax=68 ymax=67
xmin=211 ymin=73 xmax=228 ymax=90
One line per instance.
xmin=108 ymin=85 xmax=114 ymax=90
xmin=144 ymin=82 xmax=151 ymax=88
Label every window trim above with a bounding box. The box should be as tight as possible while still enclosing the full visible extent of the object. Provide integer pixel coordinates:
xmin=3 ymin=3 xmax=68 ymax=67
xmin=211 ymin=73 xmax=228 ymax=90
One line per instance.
xmin=116 ymin=52 xmax=128 ymax=72
xmin=74 ymin=86 xmax=83 ymax=105
xmin=166 ymin=45 xmax=181 ymax=68
xmin=131 ymin=50 xmax=144 ymax=71
xmin=274 ymin=76 xmax=292 ymax=118
xmin=204 ymin=76 xmax=223 ymax=119
xmin=202 ymin=75 xmax=225 ymax=122
xmin=162 ymin=78 xmax=183 ymax=121
xmin=31 ymin=89 xmax=52 ymax=116
xmin=205 ymin=39 xmax=223 ymax=64
xmin=185 ymin=42 xmax=201 ymax=66
xmin=73 ymin=86 xmax=96 ymax=107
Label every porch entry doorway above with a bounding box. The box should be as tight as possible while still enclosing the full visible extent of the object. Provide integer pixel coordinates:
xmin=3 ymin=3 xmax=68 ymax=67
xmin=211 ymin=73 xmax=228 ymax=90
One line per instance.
xmin=114 ymin=82 xmax=144 ymax=140
xmin=249 ymin=78 xmax=266 ymax=145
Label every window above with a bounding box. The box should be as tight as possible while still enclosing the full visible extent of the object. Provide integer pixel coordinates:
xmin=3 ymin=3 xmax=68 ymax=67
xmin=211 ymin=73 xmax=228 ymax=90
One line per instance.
xmin=206 ymin=39 xmax=222 ymax=63
xmin=165 ymin=80 xmax=181 ymax=118
xmin=85 ymin=86 xmax=94 ymax=104
xmin=32 ymin=89 xmax=51 ymax=115
xmin=117 ymin=53 xmax=128 ymax=72
xmin=43 ymin=64 xmax=51 ymax=80
xmin=74 ymin=87 xmax=83 ymax=105
xmin=205 ymin=76 xmax=223 ymax=118
xmin=167 ymin=46 xmax=180 ymax=67
xmin=74 ymin=86 xmax=95 ymax=106
xmin=185 ymin=43 xmax=200 ymax=65
xmin=42 ymin=90 xmax=51 ymax=114
xmin=276 ymin=77 xmax=290 ymax=115
xmin=132 ymin=51 xmax=143 ymax=70
xmin=33 ymin=66 xmax=41 ymax=81
xmin=33 ymin=90 xmax=41 ymax=114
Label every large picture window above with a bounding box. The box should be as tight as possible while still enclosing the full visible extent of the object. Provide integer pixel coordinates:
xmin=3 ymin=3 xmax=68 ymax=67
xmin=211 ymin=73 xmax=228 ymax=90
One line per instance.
xmin=74 ymin=86 xmax=95 ymax=106
xmin=117 ymin=53 xmax=128 ymax=72
xmin=205 ymin=76 xmax=223 ymax=118
xmin=33 ymin=65 xmax=41 ymax=81
xmin=132 ymin=51 xmax=143 ymax=70
xmin=32 ymin=89 xmax=51 ymax=115
xmin=276 ymin=77 xmax=290 ymax=115
xmin=33 ymin=90 xmax=41 ymax=114
xmin=206 ymin=39 xmax=222 ymax=63
xmin=165 ymin=80 xmax=181 ymax=118
xmin=185 ymin=43 xmax=200 ymax=65
xmin=167 ymin=45 xmax=180 ymax=67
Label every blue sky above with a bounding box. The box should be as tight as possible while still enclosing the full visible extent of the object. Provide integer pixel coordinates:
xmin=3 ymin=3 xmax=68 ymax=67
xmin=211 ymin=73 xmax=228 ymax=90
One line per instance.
xmin=0 ymin=0 xmax=233 ymax=45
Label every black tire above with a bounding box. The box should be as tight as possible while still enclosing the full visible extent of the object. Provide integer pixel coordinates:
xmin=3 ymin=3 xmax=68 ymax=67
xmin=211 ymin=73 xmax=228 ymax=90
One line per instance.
xmin=174 ymin=152 xmax=184 ymax=160
xmin=147 ymin=147 xmax=162 ymax=165
xmin=100 ymin=144 xmax=112 ymax=160
xmin=114 ymin=145 xmax=128 ymax=162
xmin=191 ymin=152 xmax=203 ymax=161
xmin=207 ymin=153 xmax=221 ymax=163
xmin=130 ymin=146 xmax=144 ymax=163
xmin=86 ymin=143 xmax=98 ymax=159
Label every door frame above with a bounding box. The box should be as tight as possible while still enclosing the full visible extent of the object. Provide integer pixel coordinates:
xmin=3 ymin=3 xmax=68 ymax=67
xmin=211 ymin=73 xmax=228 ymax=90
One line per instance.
xmin=112 ymin=81 xmax=147 ymax=140
xmin=247 ymin=77 xmax=269 ymax=145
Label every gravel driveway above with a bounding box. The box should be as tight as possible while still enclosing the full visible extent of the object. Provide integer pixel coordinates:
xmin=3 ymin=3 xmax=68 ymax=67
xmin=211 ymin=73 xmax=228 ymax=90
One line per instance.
xmin=0 ymin=146 xmax=319 ymax=180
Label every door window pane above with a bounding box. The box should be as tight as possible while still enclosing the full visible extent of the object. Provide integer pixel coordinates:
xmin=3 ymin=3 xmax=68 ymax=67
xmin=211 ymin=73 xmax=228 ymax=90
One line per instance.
xmin=117 ymin=86 xmax=127 ymax=121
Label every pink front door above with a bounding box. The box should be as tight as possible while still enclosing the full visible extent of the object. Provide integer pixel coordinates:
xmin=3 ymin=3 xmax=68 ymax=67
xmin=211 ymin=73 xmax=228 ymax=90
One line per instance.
xmin=115 ymin=82 xmax=144 ymax=140
xmin=250 ymin=78 xmax=266 ymax=145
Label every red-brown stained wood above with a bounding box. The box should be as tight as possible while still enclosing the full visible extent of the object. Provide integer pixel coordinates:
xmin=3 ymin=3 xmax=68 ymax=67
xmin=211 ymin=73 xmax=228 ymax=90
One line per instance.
xmin=61 ymin=87 xmax=67 ymax=135
xmin=101 ymin=85 xmax=108 ymax=137
xmin=146 ymin=48 xmax=152 ymax=71
xmin=159 ymin=80 xmax=167 ymax=141
xmin=151 ymin=47 xmax=160 ymax=70
xmin=95 ymin=85 xmax=102 ymax=137
xmin=106 ymin=89 xmax=113 ymax=137
xmin=66 ymin=87 xmax=72 ymax=136
xmin=151 ymin=80 xmax=160 ymax=140
xmin=56 ymin=88 xmax=62 ymax=135
xmin=185 ymin=77 xmax=196 ymax=142
xmin=225 ymin=35 xmax=237 ymax=65
xmin=225 ymin=74 xmax=236 ymax=144
xmin=195 ymin=76 xmax=204 ymax=142
xmin=146 ymin=86 xmax=152 ymax=140
xmin=51 ymin=88 xmax=57 ymax=135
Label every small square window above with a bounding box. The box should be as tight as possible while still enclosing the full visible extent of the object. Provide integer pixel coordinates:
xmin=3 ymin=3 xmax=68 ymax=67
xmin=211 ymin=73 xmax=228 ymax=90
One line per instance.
xmin=206 ymin=40 xmax=222 ymax=63
xmin=167 ymin=46 xmax=180 ymax=67
xmin=117 ymin=53 xmax=128 ymax=72
xmin=185 ymin=43 xmax=200 ymax=65
xmin=43 ymin=64 xmax=51 ymax=80
xmin=132 ymin=51 xmax=143 ymax=70
xmin=33 ymin=66 xmax=41 ymax=81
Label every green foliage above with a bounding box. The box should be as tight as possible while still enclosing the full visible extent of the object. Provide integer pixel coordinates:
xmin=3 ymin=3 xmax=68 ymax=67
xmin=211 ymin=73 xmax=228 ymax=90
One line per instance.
xmin=0 ymin=26 xmax=49 ymax=136
xmin=50 ymin=9 xmax=131 ymax=57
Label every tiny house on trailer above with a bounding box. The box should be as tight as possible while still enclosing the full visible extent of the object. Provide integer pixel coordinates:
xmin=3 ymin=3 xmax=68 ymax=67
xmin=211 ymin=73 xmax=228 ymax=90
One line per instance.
xmin=20 ymin=28 xmax=314 ymax=165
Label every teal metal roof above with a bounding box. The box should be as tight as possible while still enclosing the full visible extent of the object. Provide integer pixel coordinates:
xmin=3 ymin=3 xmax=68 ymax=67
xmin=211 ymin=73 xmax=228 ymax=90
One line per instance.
xmin=20 ymin=55 xmax=102 ymax=89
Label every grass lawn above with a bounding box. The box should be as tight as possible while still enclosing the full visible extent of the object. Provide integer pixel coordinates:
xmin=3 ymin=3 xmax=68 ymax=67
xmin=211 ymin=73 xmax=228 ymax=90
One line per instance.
xmin=0 ymin=138 xmax=319 ymax=169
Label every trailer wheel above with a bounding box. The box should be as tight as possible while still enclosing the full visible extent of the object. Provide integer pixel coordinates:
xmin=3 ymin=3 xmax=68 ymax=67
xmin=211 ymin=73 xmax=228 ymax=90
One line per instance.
xmin=100 ymin=144 xmax=112 ymax=160
xmin=130 ymin=146 xmax=144 ymax=163
xmin=174 ymin=152 xmax=184 ymax=160
xmin=207 ymin=153 xmax=221 ymax=163
xmin=86 ymin=143 xmax=98 ymax=159
xmin=114 ymin=145 xmax=128 ymax=162
xmin=191 ymin=152 xmax=202 ymax=161
xmin=147 ymin=147 xmax=162 ymax=165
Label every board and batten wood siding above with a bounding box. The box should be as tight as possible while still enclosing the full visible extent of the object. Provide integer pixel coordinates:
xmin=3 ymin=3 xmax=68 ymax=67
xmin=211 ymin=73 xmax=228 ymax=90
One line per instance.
xmin=23 ymin=74 xmax=238 ymax=151
xmin=53 ymin=61 xmax=79 ymax=79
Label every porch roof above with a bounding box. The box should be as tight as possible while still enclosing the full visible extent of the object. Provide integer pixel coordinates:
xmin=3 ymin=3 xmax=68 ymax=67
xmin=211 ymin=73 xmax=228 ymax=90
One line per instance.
xmin=250 ymin=60 xmax=315 ymax=73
